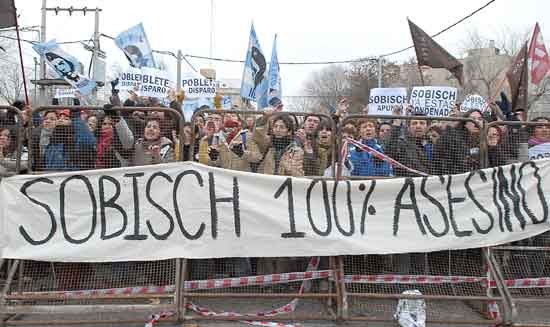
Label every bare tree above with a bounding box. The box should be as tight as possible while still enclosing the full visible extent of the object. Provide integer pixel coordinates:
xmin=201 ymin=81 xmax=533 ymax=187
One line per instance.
xmin=303 ymin=64 xmax=351 ymax=113
xmin=0 ymin=36 xmax=33 ymax=104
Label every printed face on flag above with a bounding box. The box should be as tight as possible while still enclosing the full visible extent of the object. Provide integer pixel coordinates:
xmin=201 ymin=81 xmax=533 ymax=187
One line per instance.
xmin=33 ymin=40 xmax=96 ymax=96
xmin=240 ymin=25 xmax=268 ymax=103
xmin=115 ymin=23 xmax=156 ymax=69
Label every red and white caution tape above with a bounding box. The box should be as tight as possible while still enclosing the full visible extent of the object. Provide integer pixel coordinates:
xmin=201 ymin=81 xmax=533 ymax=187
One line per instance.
xmin=144 ymin=311 xmax=174 ymax=327
xmin=184 ymin=256 xmax=321 ymax=327
xmin=20 ymin=269 xmax=331 ymax=298
xmin=344 ymin=273 xmax=550 ymax=289
xmin=344 ymin=274 xmax=486 ymax=285
xmin=343 ymin=137 xmax=429 ymax=177
xmin=493 ymin=277 xmax=550 ymax=289
xmin=186 ymin=270 xmax=331 ymax=290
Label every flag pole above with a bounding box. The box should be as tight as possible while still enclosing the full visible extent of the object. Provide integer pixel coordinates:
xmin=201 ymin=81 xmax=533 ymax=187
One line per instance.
xmin=417 ymin=65 xmax=426 ymax=86
xmin=14 ymin=7 xmax=30 ymax=105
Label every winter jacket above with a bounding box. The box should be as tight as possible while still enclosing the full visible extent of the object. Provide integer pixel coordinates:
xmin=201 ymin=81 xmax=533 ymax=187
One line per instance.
xmin=133 ymin=137 xmax=174 ymax=166
xmin=432 ymin=126 xmax=480 ymax=175
xmin=44 ymin=111 xmax=96 ymax=171
xmin=348 ymin=138 xmax=393 ymax=177
xmin=95 ymin=117 xmax=134 ymax=168
xmin=385 ymin=125 xmax=432 ymax=177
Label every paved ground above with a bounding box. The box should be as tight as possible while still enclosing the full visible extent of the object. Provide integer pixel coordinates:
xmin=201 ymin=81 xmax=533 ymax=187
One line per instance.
xmin=7 ymin=298 xmax=549 ymax=327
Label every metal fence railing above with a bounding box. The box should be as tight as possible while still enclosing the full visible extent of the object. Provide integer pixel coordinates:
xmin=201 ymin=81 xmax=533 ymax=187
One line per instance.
xmin=2 ymin=105 xmax=550 ymax=326
xmin=484 ymin=119 xmax=550 ymax=327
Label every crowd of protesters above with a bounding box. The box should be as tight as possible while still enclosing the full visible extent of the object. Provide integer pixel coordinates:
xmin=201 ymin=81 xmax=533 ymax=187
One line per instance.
xmin=1 ymin=88 xmax=550 ymax=181
xmin=1 ymin=87 xmax=550 ymax=279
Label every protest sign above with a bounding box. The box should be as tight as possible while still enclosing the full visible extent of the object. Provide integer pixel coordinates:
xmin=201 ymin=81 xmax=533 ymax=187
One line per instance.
xmin=529 ymin=143 xmax=550 ymax=160
xmin=1 ymin=160 xmax=549 ymax=262
xmin=54 ymin=89 xmax=77 ymax=99
xmin=368 ymin=88 xmax=408 ymax=115
xmin=181 ymin=73 xmax=217 ymax=98
xmin=32 ymin=40 xmax=97 ymax=96
xmin=461 ymin=94 xmax=488 ymax=112
xmin=409 ymin=86 xmax=457 ymax=117
xmin=119 ymin=67 xmax=174 ymax=98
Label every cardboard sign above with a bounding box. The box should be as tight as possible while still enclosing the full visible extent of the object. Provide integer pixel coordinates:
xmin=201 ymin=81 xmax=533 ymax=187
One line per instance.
xmin=368 ymin=88 xmax=408 ymax=115
xmin=409 ymin=86 xmax=457 ymax=117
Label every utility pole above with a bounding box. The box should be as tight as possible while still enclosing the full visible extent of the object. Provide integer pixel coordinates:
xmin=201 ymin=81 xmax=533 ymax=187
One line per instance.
xmin=209 ymin=0 xmax=214 ymax=68
xmin=39 ymin=3 xmax=103 ymax=103
xmin=176 ymin=50 xmax=182 ymax=91
xmin=39 ymin=0 xmax=46 ymax=105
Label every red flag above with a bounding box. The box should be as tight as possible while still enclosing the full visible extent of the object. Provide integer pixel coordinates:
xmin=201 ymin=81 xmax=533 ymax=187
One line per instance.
xmin=528 ymin=23 xmax=550 ymax=85
xmin=506 ymin=42 xmax=529 ymax=112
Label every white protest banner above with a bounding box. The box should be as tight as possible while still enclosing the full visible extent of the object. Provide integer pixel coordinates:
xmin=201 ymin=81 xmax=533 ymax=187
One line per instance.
xmin=460 ymin=94 xmax=488 ymax=112
xmin=119 ymin=67 xmax=174 ymax=98
xmin=529 ymin=143 xmax=550 ymax=160
xmin=54 ymin=88 xmax=77 ymax=99
xmin=368 ymin=88 xmax=408 ymax=115
xmin=181 ymin=72 xmax=217 ymax=99
xmin=1 ymin=160 xmax=549 ymax=262
xmin=409 ymin=86 xmax=457 ymax=117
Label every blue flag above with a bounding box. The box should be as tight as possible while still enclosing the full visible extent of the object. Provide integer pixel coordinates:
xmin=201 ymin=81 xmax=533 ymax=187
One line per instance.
xmin=115 ymin=23 xmax=156 ymax=69
xmin=32 ymin=40 xmax=97 ymax=96
xmin=266 ymin=34 xmax=282 ymax=108
xmin=240 ymin=23 xmax=268 ymax=103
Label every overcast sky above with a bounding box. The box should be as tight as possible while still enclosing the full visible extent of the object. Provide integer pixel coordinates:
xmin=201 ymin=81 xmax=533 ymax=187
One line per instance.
xmin=9 ymin=0 xmax=550 ymax=96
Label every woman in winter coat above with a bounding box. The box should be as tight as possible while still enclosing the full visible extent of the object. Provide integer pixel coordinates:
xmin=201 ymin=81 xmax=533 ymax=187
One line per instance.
xmin=132 ymin=117 xmax=174 ymax=166
xmin=44 ymin=108 xmax=96 ymax=171
xmin=95 ymin=107 xmax=135 ymax=169
xmin=527 ymin=117 xmax=550 ymax=160
xmin=247 ymin=114 xmax=312 ymax=176
xmin=0 ymin=127 xmax=28 ymax=176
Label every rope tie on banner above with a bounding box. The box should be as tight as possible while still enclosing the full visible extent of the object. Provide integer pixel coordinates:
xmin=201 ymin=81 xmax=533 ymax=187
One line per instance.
xmin=340 ymin=137 xmax=429 ymax=177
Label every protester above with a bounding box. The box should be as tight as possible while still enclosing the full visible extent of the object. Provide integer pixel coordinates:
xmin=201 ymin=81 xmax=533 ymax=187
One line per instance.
xmin=205 ymin=117 xmax=253 ymax=172
xmin=331 ymin=98 xmax=349 ymax=125
xmin=95 ymin=106 xmax=135 ymax=169
xmin=385 ymin=107 xmax=432 ymax=176
xmin=487 ymin=125 xmax=509 ymax=167
xmin=132 ymin=117 xmax=174 ymax=165
xmin=44 ymin=106 xmax=97 ymax=171
xmin=348 ymin=118 xmax=393 ymax=177
xmin=30 ymin=110 xmax=57 ymax=170
xmin=378 ymin=121 xmax=392 ymax=146
xmin=432 ymin=109 xmax=484 ymax=175
xmin=247 ymin=114 xmax=309 ymax=176
xmin=528 ymin=117 xmax=550 ymax=148
xmin=316 ymin=119 xmax=333 ymax=175
xmin=0 ymin=128 xmax=27 ymax=176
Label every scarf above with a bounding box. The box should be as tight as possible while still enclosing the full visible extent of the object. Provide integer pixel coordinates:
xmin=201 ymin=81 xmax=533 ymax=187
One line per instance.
xmin=528 ymin=137 xmax=550 ymax=147
xmin=39 ymin=128 xmax=54 ymax=155
xmin=272 ymin=136 xmax=292 ymax=173
xmin=95 ymin=128 xmax=114 ymax=168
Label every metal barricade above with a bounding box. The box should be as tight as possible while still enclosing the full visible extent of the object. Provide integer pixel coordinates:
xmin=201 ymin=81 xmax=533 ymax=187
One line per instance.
xmin=336 ymin=114 xmax=486 ymax=179
xmin=485 ymin=119 xmax=550 ymax=327
xmin=181 ymin=109 xmax=339 ymax=322
xmin=26 ymin=106 xmax=185 ymax=173
xmin=333 ymin=114 xmax=511 ymax=325
xmin=4 ymin=106 xmax=549 ymax=326
xmin=0 ymin=106 xmax=186 ymax=325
